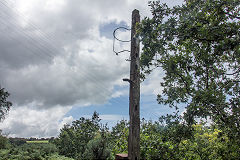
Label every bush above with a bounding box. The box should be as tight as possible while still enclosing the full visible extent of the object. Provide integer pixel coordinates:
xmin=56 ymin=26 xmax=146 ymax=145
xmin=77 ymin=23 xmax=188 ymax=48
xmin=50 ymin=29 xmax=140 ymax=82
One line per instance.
xmin=0 ymin=143 xmax=59 ymax=160
xmin=9 ymin=138 xmax=26 ymax=146
xmin=0 ymin=135 xmax=8 ymax=149
xmin=82 ymin=136 xmax=111 ymax=160
xmin=178 ymin=124 xmax=240 ymax=160
xmin=109 ymin=120 xmax=128 ymax=155
xmin=54 ymin=111 xmax=104 ymax=159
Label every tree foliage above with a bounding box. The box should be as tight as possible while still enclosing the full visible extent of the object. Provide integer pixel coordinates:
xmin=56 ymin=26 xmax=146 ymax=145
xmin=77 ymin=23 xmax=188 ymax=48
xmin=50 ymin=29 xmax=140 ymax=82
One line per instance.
xmin=54 ymin=111 xmax=112 ymax=159
xmin=178 ymin=124 xmax=240 ymax=160
xmin=138 ymin=0 xmax=240 ymax=140
xmin=140 ymin=117 xmax=192 ymax=160
xmin=0 ymin=143 xmax=62 ymax=160
xmin=109 ymin=120 xmax=129 ymax=155
xmin=1 ymin=112 xmax=240 ymax=159
xmin=0 ymin=87 xmax=12 ymax=121
xmin=83 ymin=135 xmax=111 ymax=160
xmin=140 ymin=119 xmax=240 ymax=160
xmin=0 ymin=130 xmax=9 ymax=150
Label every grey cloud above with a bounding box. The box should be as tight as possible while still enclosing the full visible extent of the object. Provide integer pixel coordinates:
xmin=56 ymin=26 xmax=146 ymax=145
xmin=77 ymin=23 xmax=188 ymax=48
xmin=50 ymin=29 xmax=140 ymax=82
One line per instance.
xmin=0 ymin=0 xmax=185 ymax=137
xmin=5 ymin=120 xmax=47 ymax=137
xmin=0 ymin=0 xmax=131 ymax=109
xmin=0 ymin=5 xmax=62 ymax=73
xmin=0 ymin=0 xmax=185 ymax=109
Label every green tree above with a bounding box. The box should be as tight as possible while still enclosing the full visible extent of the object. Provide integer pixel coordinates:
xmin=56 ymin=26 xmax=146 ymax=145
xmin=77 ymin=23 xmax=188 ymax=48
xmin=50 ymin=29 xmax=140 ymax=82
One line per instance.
xmin=139 ymin=0 xmax=240 ymax=141
xmin=0 ymin=87 xmax=12 ymax=121
xmin=140 ymin=119 xmax=177 ymax=160
xmin=54 ymin=111 xmax=111 ymax=159
xmin=83 ymin=135 xmax=111 ymax=160
xmin=140 ymin=117 xmax=192 ymax=160
xmin=178 ymin=124 xmax=240 ymax=160
xmin=109 ymin=120 xmax=129 ymax=155
xmin=0 ymin=130 xmax=9 ymax=149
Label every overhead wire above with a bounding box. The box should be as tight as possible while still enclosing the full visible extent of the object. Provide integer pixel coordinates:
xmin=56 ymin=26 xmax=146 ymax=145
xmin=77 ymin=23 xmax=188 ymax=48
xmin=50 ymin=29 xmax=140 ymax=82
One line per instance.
xmin=113 ymin=27 xmax=131 ymax=55
xmin=0 ymin=0 xmax=60 ymax=60
xmin=112 ymin=10 xmax=168 ymax=121
xmin=0 ymin=23 xmax=50 ymax=67
xmin=1 ymin=0 xmax=62 ymax=57
xmin=0 ymin=11 xmax=52 ymax=65
xmin=0 ymin=0 xmax=129 ymax=110
xmin=0 ymin=2 xmax=55 ymax=61
xmin=112 ymin=14 xmax=159 ymax=120
xmin=2 ymin=1 xmax=164 ymax=121
xmin=113 ymin=27 xmax=131 ymax=43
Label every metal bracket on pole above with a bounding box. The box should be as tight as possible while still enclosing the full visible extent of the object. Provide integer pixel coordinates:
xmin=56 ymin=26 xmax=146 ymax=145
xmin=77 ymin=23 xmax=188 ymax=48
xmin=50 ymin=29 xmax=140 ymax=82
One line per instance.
xmin=123 ymin=78 xmax=132 ymax=83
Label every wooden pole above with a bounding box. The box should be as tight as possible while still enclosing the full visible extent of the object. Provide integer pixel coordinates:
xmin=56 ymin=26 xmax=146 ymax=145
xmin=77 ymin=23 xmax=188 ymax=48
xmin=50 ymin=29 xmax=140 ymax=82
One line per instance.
xmin=128 ymin=9 xmax=140 ymax=160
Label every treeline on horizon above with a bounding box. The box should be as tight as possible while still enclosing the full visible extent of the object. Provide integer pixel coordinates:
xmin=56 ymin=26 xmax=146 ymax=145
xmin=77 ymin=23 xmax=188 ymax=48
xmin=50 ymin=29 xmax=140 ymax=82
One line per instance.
xmin=1 ymin=111 xmax=240 ymax=160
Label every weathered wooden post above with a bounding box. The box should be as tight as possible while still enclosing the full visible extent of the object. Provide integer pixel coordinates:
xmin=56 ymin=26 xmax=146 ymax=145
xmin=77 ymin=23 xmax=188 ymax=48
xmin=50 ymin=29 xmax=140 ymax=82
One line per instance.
xmin=114 ymin=9 xmax=140 ymax=160
xmin=128 ymin=9 xmax=140 ymax=160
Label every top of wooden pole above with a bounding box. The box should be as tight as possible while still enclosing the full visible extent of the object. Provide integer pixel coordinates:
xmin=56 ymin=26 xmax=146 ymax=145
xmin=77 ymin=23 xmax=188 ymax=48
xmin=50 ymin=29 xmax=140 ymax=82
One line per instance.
xmin=132 ymin=9 xmax=139 ymax=14
xmin=132 ymin=9 xmax=140 ymax=23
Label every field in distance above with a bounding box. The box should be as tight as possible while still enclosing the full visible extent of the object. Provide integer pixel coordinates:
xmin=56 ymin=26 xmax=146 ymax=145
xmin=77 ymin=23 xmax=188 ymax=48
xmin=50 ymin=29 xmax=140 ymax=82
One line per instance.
xmin=26 ymin=140 xmax=49 ymax=143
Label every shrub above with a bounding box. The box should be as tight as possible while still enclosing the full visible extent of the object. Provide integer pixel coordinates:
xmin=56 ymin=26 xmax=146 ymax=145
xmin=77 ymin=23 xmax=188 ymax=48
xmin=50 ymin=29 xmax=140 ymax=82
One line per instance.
xmin=9 ymin=138 xmax=26 ymax=146
xmin=54 ymin=111 xmax=103 ymax=159
xmin=82 ymin=136 xmax=111 ymax=160
xmin=0 ymin=134 xmax=8 ymax=149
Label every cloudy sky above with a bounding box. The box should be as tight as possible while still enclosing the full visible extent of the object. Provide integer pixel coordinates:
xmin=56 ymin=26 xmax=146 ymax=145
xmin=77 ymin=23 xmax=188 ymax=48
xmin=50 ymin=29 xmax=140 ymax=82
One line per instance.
xmin=0 ymin=0 xmax=184 ymax=138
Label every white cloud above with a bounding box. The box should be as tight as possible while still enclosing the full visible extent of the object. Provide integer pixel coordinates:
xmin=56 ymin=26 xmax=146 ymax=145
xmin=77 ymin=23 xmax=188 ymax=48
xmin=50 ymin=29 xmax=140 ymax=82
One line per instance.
xmin=0 ymin=0 xmax=185 ymax=137
xmin=0 ymin=105 xmax=72 ymax=138
xmin=58 ymin=116 xmax=74 ymax=131
xmin=0 ymin=0 xmax=132 ymax=109
xmin=111 ymin=90 xmax=127 ymax=98
xmin=141 ymin=69 xmax=165 ymax=96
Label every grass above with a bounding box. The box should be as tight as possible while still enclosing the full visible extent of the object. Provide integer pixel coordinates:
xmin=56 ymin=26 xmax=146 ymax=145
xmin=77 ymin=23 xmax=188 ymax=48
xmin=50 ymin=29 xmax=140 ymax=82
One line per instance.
xmin=26 ymin=140 xmax=49 ymax=144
